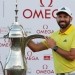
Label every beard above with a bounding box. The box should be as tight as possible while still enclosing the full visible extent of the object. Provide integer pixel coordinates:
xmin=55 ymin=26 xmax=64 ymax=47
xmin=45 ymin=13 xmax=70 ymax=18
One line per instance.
xmin=57 ymin=20 xmax=70 ymax=29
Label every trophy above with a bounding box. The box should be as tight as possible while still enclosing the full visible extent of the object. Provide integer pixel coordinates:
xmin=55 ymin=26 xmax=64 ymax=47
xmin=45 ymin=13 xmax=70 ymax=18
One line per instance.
xmin=1 ymin=0 xmax=44 ymax=75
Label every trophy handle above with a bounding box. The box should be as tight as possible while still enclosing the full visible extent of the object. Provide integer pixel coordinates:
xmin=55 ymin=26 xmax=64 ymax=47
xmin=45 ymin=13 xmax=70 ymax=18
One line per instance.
xmin=24 ymin=34 xmax=44 ymax=46
xmin=20 ymin=34 xmax=44 ymax=56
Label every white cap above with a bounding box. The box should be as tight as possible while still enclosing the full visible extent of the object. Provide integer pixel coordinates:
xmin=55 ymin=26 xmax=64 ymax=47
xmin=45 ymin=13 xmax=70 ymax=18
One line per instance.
xmin=56 ymin=6 xmax=72 ymax=17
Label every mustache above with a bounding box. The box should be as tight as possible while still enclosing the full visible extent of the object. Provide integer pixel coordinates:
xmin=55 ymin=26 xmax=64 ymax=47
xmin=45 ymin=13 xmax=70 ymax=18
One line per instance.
xmin=59 ymin=21 xmax=66 ymax=23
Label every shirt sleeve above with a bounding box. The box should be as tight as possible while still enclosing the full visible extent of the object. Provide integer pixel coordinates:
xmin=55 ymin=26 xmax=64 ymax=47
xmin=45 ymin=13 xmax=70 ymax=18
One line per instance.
xmin=42 ymin=34 xmax=53 ymax=49
xmin=42 ymin=39 xmax=50 ymax=49
xmin=41 ymin=32 xmax=56 ymax=49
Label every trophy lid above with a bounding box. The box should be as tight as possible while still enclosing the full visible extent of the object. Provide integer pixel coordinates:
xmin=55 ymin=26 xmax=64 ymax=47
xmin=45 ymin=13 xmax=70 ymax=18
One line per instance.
xmin=9 ymin=0 xmax=25 ymax=38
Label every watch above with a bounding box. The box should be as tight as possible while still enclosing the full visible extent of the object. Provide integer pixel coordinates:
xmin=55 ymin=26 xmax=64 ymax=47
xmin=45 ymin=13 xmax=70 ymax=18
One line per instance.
xmin=53 ymin=46 xmax=58 ymax=51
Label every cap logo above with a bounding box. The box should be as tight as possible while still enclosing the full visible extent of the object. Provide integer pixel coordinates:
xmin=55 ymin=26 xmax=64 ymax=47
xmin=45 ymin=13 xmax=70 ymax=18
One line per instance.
xmin=61 ymin=7 xmax=66 ymax=10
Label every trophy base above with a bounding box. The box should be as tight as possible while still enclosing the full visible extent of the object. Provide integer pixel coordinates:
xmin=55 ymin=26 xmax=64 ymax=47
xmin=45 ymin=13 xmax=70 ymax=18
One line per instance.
xmin=4 ymin=69 xmax=26 ymax=75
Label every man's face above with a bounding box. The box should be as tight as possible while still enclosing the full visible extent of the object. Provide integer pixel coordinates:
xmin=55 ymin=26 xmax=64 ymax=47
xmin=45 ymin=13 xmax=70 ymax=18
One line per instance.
xmin=56 ymin=12 xmax=72 ymax=29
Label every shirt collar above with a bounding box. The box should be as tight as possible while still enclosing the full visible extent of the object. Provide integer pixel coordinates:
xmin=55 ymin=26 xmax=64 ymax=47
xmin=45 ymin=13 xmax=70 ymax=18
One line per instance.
xmin=58 ymin=24 xmax=75 ymax=35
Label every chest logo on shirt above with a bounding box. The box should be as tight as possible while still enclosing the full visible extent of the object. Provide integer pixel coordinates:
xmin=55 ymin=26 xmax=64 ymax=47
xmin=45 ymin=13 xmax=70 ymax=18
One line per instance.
xmin=63 ymin=39 xmax=67 ymax=42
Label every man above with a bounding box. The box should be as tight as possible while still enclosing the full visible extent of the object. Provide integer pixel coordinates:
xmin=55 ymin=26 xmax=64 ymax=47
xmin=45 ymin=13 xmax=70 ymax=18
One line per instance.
xmin=27 ymin=6 xmax=75 ymax=75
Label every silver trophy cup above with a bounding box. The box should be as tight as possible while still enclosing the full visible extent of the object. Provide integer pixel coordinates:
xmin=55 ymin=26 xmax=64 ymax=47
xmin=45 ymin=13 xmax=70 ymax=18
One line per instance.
xmin=1 ymin=0 xmax=44 ymax=75
xmin=4 ymin=24 xmax=44 ymax=75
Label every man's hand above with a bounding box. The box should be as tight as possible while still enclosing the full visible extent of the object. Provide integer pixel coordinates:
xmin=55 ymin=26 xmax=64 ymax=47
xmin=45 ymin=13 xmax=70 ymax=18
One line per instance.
xmin=44 ymin=36 xmax=56 ymax=49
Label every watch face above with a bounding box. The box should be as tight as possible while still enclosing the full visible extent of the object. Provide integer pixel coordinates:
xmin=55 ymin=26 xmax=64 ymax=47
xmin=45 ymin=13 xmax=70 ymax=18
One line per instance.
xmin=53 ymin=46 xmax=58 ymax=51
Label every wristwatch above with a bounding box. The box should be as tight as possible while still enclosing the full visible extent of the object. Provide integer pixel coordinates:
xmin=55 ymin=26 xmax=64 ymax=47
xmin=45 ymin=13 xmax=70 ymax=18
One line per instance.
xmin=53 ymin=46 xmax=58 ymax=51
